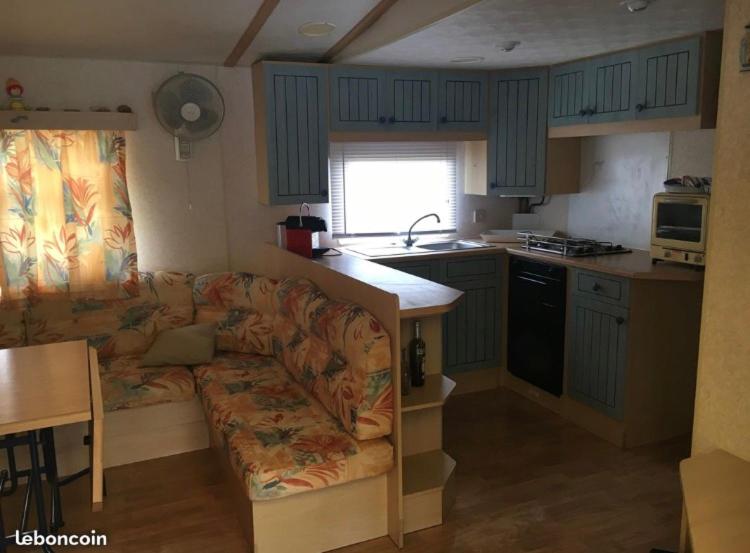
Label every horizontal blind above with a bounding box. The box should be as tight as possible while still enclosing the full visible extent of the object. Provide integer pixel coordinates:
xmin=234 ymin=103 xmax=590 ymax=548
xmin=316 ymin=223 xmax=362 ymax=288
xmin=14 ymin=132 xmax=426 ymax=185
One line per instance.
xmin=330 ymin=142 xmax=458 ymax=238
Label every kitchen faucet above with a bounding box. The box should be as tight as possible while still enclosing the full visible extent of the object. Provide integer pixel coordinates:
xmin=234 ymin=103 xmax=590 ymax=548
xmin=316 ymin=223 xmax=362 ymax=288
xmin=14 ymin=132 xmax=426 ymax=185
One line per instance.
xmin=404 ymin=213 xmax=441 ymax=247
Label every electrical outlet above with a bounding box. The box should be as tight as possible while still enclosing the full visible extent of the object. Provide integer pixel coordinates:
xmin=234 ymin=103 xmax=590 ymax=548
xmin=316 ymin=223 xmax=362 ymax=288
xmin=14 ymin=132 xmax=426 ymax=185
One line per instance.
xmin=473 ymin=209 xmax=486 ymax=223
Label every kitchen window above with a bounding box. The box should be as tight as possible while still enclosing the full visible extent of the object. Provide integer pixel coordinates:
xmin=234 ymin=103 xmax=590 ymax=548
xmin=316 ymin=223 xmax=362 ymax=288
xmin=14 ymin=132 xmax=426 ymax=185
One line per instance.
xmin=329 ymin=142 xmax=458 ymax=239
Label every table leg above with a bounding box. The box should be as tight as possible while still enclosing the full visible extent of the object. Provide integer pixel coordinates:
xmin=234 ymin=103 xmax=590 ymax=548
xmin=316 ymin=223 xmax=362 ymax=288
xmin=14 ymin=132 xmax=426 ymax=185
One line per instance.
xmin=89 ymin=419 xmax=103 ymax=512
xmin=40 ymin=428 xmax=63 ymax=531
xmin=26 ymin=432 xmax=53 ymax=553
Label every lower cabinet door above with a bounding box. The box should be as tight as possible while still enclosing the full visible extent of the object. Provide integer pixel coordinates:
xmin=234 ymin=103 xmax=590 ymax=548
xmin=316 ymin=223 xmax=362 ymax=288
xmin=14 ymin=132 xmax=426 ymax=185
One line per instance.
xmin=567 ymin=295 xmax=628 ymax=420
xmin=377 ymin=259 xmax=439 ymax=281
xmin=442 ymin=279 xmax=501 ymax=374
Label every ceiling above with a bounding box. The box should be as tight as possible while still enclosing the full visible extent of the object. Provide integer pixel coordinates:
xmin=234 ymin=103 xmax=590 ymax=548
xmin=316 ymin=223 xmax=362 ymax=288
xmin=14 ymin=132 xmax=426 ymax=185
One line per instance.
xmin=0 ymin=0 xmax=725 ymax=69
xmin=342 ymin=0 xmax=726 ymax=68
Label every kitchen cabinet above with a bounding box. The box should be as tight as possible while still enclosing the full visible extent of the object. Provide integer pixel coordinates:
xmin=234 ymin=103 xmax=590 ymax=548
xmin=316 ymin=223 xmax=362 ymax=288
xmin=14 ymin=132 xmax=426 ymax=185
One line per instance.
xmin=567 ymin=294 xmax=628 ymax=420
xmin=437 ymin=71 xmax=488 ymax=132
xmin=549 ymin=59 xmax=589 ymax=127
xmin=488 ymin=68 xmax=549 ymax=197
xmin=253 ymin=62 xmax=329 ymax=205
xmin=379 ymin=254 xmax=502 ymax=375
xmin=330 ymin=66 xmax=438 ymax=132
xmin=635 ymin=36 xmax=701 ymax=120
xmin=329 ymin=66 xmax=387 ymax=132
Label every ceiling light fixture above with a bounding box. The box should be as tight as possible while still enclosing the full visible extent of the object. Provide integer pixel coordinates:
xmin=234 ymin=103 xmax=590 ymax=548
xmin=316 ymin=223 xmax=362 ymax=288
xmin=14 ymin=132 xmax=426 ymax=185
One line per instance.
xmin=496 ymin=40 xmax=521 ymax=52
xmin=450 ymin=56 xmax=485 ymax=64
xmin=298 ymin=21 xmax=337 ymax=37
xmin=621 ymin=0 xmax=651 ymax=13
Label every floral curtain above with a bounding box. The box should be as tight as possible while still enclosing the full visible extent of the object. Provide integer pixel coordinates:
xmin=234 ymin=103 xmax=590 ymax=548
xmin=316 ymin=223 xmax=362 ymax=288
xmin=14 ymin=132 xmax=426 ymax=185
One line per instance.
xmin=0 ymin=130 xmax=137 ymax=303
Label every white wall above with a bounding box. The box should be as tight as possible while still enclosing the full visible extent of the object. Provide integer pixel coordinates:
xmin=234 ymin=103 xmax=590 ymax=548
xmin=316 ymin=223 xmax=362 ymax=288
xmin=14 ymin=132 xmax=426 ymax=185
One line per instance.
xmin=537 ymin=130 xmax=715 ymax=249
xmin=1 ymin=55 xmax=518 ymax=275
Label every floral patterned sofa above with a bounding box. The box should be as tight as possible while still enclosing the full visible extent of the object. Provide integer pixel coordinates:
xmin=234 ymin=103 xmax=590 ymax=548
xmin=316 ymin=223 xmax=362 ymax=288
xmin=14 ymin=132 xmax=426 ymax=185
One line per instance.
xmin=192 ymin=273 xmax=394 ymax=500
xmin=1 ymin=270 xmax=395 ymax=505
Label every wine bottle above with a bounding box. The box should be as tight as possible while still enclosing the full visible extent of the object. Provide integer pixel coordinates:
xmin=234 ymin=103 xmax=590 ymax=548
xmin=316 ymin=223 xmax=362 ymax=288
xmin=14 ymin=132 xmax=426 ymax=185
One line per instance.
xmin=401 ymin=348 xmax=410 ymax=396
xmin=409 ymin=321 xmax=426 ymax=387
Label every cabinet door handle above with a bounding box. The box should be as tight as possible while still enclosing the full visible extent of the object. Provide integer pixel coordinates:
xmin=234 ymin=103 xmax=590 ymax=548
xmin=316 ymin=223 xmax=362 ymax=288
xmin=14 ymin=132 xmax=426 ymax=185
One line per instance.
xmin=587 ymin=108 xmax=596 ymax=116
xmin=636 ymin=103 xmax=646 ymax=112
xmin=616 ymin=316 xmax=625 ymax=325
xmin=489 ymin=182 xmax=498 ymax=189
xmin=440 ymin=116 xmax=448 ymax=123
xmin=388 ymin=116 xmax=396 ymax=123
xmin=592 ymin=283 xmax=603 ymax=292
xmin=578 ymin=109 xmax=587 ymax=117
xmin=378 ymin=116 xmax=386 ymax=123
xmin=320 ymin=189 xmax=328 ymax=196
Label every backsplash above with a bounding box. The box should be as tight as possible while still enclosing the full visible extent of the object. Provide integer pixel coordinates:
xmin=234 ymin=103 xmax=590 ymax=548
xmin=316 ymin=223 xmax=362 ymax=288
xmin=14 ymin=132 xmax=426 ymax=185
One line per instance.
xmin=537 ymin=130 xmax=715 ymax=250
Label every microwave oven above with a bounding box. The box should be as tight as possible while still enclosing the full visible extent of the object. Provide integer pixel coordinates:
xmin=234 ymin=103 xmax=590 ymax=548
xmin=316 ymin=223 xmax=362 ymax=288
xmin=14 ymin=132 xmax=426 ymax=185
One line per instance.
xmin=650 ymin=192 xmax=709 ymax=266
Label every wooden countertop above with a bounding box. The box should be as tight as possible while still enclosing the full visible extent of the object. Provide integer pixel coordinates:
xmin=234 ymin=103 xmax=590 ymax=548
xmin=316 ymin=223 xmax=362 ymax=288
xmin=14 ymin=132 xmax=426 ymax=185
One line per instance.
xmin=314 ymin=253 xmax=464 ymax=319
xmin=342 ymin=242 xmax=507 ymax=263
xmin=506 ymin=246 xmax=704 ymax=282
xmin=680 ymin=450 xmax=750 ymax=553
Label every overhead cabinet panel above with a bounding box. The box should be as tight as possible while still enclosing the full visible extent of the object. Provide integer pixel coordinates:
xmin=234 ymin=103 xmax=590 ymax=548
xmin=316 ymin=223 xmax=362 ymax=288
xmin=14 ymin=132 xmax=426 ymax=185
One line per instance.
xmin=386 ymin=69 xmax=439 ymax=131
xmin=636 ymin=36 xmax=701 ymax=119
xmin=588 ymin=50 xmax=638 ymax=124
xmin=549 ymin=60 xmax=589 ymax=126
xmin=488 ymin=68 xmax=548 ymax=197
xmin=257 ymin=62 xmax=329 ymax=205
xmin=330 ymin=66 xmax=387 ymax=132
xmin=438 ymin=71 xmax=488 ymax=131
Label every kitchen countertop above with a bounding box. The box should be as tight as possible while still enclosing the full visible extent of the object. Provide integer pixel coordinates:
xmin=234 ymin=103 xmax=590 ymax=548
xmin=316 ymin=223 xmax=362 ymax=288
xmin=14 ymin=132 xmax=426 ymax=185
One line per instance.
xmin=506 ymin=246 xmax=705 ymax=282
xmin=313 ymin=252 xmax=464 ymax=319
xmin=341 ymin=242 xmax=507 ymax=262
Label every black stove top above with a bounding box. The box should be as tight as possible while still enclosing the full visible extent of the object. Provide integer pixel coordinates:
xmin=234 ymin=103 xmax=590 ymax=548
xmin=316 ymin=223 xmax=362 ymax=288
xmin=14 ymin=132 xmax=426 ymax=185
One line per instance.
xmin=518 ymin=233 xmax=632 ymax=257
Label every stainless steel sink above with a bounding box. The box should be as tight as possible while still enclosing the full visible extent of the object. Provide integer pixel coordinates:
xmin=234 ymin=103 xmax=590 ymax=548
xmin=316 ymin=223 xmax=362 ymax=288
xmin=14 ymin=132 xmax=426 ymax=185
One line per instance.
xmin=417 ymin=240 xmax=491 ymax=251
xmin=347 ymin=245 xmax=417 ymax=257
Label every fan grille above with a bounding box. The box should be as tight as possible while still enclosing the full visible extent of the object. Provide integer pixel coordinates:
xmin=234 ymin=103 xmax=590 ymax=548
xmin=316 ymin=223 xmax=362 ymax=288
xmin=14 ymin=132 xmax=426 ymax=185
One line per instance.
xmin=154 ymin=73 xmax=225 ymax=140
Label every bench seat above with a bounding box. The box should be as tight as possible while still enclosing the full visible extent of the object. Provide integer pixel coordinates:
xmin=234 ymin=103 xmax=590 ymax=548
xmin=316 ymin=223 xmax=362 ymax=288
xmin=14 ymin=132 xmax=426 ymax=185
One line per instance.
xmin=99 ymin=355 xmax=195 ymax=412
xmin=195 ymin=353 xmax=394 ymax=501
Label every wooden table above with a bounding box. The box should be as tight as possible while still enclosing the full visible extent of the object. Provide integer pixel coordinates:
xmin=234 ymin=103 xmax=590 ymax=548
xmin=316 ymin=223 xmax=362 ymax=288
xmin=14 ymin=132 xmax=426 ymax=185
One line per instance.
xmin=0 ymin=340 xmax=104 ymax=510
xmin=680 ymin=449 xmax=750 ymax=553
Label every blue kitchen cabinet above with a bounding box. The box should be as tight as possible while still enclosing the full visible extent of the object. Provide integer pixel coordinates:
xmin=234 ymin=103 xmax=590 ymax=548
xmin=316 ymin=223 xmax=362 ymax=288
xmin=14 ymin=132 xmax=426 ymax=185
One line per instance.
xmin=329 ymin=66 xmax=388 ymax=132
xmin=567 ymin=294 xmax=628 ymax=420
xmin=549 ymin=59 xmax=590 ymax=127
xmin=258 ymin=62 xmax=329 ymax=205
xmin=588 ymin=50 xmax=639 ymax=124
xmin=386 ymin=69 xmax=439 ymax=132
xmin=488 ymin=68 xmax=548 ymax=197
xmin=438 ymin=71 xmax=488 ymax=131
xmin=635 ymin=36 xmax=701 ymax=120
xmin=379 ymin=259 xmax=440 ymax=281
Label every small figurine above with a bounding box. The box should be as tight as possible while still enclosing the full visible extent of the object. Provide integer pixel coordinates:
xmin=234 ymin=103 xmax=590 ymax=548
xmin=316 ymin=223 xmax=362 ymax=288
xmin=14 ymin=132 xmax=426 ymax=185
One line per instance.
xmin=5 ymin=78 xmax=29 ymax=111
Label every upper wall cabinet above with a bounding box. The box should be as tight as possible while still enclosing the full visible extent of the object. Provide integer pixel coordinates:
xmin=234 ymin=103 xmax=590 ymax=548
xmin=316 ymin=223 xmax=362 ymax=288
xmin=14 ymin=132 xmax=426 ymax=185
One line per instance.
xmin=437 ymin=71 xmax=488 ymax=132
xmin=488 ymin=68 xmax=549 ymax=197
xmin=253 ymin=62 xmax=329 ymax=205
xmin=549 ymin=32 xmax=721 ymax=136
xmin=635 ymin=36 xmax=700 ymax=120
xmin=330 ymin=66 xmax=439 ymax=132
xmin=329 ymin=66 xmax=387 ymax=132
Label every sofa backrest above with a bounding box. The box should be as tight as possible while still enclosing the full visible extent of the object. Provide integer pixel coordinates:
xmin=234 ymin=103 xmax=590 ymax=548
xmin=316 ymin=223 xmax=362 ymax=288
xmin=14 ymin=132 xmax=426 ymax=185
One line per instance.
xmin=273 ymin=277 xmax=393 ymax=441
xmin=192 ymin=272 xmax=393 ymax=441
xmin=193 ymin=272 xmax=279 ymax=356
xmin=24 ymin=271 xmax=195 ymax=358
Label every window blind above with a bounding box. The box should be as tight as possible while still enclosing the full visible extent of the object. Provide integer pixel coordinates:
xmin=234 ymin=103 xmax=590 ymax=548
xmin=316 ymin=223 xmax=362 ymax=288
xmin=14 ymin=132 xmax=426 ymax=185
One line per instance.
xmin=329 ymin=142 xmax=458 ymax=238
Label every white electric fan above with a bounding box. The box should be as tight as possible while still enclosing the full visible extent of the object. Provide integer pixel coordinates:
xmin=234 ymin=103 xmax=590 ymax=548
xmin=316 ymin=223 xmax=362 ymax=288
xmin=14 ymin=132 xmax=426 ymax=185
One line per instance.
xmin=153 ymin=73 xmax=225 ymax=161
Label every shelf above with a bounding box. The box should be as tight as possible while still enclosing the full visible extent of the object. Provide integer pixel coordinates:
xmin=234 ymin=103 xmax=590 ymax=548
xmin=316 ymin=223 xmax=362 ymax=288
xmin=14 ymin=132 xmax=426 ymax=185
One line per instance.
xmin=401 ymin=374 xmax=456 ymax=413
xmin=403 ymin=449 xmax=456 ymax=497
xmin=0 ymin=110 xmax=138 ymax=130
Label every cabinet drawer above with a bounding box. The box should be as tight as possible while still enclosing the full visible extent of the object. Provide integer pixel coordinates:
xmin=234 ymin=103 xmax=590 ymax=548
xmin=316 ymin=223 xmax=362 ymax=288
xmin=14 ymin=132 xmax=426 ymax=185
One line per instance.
xmin=442 ymin=255 xmax=500 ymax=282
xmin=572 ymin=269 xmax=630 ymax=306
xmin=379 ymin=260 xmax=439 ymax=281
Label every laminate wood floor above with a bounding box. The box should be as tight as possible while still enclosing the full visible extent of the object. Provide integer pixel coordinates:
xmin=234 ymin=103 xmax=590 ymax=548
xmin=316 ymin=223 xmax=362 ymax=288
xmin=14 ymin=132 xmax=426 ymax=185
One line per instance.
xmin=3 ymin=387 xmax=688 ymax=552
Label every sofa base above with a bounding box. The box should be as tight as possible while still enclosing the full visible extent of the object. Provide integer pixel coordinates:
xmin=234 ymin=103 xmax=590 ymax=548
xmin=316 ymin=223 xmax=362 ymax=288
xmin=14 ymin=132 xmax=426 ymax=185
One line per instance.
xmin=209 ymin=424 xmax=389 ymax=553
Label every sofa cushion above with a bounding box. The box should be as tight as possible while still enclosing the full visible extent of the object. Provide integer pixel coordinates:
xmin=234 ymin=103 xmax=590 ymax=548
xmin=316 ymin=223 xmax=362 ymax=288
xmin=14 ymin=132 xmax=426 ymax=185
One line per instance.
xmin=140 ymin=323 xmax=216 ymax=367
xmin=193 ymin=272 xmax=278 ymax=355
xmin=195 ymin=353 xmax=393 ymax=501
xmin=25 ymin=271 xmax=195 ymax=358
xmin=273 ymin=278 xmax=393 ymax=441
xmin=99 ymin=355 xmax=195 ymax=412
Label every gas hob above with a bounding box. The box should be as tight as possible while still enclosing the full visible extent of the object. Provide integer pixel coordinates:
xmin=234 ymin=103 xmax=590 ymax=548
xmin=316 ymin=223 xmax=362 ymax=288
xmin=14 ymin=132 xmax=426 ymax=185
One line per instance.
xmin=518 ymin=233 xmax=631 ymax=257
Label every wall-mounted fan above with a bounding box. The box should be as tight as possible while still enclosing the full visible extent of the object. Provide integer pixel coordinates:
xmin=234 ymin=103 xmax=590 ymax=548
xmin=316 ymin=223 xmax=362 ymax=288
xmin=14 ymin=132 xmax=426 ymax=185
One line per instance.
xmin=153 ymin=73 xmax=225 ymax=161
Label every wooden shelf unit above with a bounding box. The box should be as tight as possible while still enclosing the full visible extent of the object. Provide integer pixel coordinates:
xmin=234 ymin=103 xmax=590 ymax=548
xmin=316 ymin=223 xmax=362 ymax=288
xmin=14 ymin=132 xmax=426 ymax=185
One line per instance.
xmin=402 ymin=374 xmax=456 ymax=413
xmin=0 ymin=110 xmax=138 ymax=130
xmin=402 ymin=449 xmax=457 ymax=534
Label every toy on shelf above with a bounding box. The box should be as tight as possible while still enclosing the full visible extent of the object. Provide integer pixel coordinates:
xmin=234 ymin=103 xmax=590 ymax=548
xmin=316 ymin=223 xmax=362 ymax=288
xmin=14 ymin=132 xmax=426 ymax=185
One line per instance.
xmin=5 ymin=78 xmax=30 ymax=111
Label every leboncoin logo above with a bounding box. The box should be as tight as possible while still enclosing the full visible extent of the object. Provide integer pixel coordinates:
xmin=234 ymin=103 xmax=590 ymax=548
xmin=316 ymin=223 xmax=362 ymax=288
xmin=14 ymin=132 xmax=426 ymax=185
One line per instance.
xmin=15 ymin=530 xmax=108 ymax=547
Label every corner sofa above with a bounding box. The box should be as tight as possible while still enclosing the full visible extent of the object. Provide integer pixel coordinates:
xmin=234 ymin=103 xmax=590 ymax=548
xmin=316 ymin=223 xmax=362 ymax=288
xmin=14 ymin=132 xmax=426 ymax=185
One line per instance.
xmin=0 ymin=270 xmax=395 ymax=551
